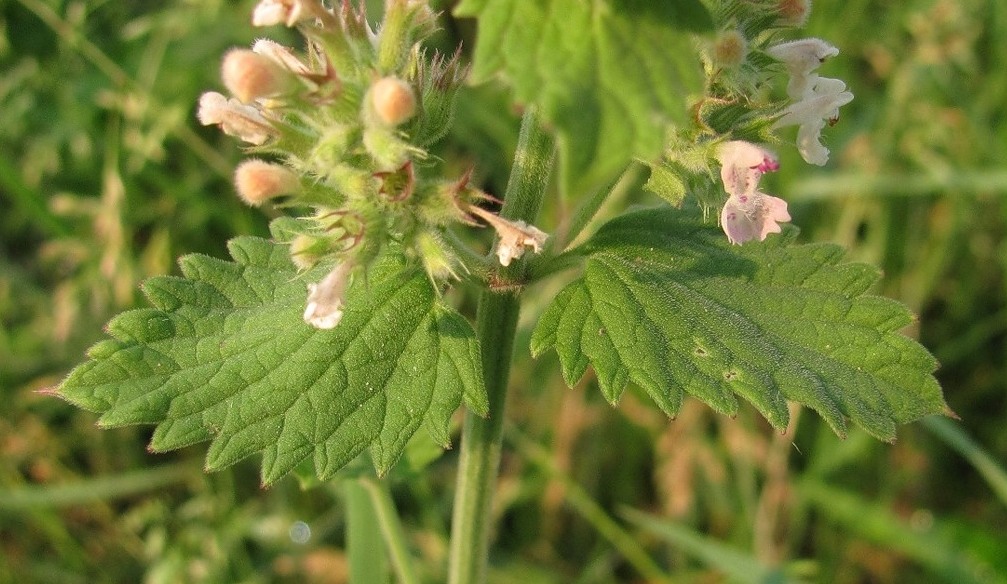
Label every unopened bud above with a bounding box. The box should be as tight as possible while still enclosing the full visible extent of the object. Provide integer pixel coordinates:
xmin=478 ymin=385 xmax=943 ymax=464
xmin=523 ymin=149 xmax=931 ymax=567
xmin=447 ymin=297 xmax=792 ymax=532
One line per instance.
xmin=234 ymin=159 xmax=300 ymax=206
xmin=776 ymin=0 xmax=812 ymax=27
xmin=369 ymin=77 xmax=417 ymax=126
xmin=711 ymin=30 xmax=748 ymax=68
xmin=289 ymin=234 xmax=329 ymax=270
xmin=222 ymin=49 xmax=291 ymax=103
xmin=252 ymin=0 xmax=311 ymax=27
xmin=416 ymin=231 xmax=461 ymax=281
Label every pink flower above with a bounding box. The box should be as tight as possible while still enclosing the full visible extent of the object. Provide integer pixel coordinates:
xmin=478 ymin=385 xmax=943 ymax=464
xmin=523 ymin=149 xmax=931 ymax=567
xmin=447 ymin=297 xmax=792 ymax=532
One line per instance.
xmin=720 ymin=192 xmax=791 ymax=245
xmin=717 ymin=141 xmax=780 ymax=198
xmin=715 ymin=141 xmax=790 ymax=244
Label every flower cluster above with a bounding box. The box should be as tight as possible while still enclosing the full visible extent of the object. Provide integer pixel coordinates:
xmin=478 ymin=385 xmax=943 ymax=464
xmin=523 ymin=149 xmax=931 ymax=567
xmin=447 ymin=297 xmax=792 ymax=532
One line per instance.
xmin=196 ymin=0 xmax=548 ymax=329
xmin=768 ymin=38 xmax=855 ymax=166
xmin=670 ymin=0 xmax=854 ymax=244
xmin=716 ymin=141 xmax=790 ymax=245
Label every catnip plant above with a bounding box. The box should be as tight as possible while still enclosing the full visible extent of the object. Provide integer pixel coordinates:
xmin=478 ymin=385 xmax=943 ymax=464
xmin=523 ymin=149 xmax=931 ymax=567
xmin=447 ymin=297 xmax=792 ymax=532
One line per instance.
xmin=56 ymin=0 xmax=950 ymax=581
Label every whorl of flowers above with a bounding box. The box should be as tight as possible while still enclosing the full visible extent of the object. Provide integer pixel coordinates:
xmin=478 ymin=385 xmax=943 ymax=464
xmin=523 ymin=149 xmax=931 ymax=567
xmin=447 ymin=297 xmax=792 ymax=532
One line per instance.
xmin=673 ymin=0 xmax=854 ymax=244
xmin=197 ymin=0 xmax=547 ymax=329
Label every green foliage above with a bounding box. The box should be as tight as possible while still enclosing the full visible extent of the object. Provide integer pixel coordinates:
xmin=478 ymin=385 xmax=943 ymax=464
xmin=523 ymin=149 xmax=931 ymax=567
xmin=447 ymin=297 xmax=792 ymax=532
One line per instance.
xmin=532 ymin=208 xmax=948 ymax=441
xmin=3 ymin=0 xmax=1006 ymax=582
xmin=58 ymin=225 xmax=487 ymax=484
xmin=454 ymin=0 xmax=712 ymax=194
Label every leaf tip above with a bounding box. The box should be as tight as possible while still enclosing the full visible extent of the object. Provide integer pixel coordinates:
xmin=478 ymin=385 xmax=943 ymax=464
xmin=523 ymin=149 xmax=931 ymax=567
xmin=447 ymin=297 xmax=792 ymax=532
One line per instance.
xmin=942 ymin=405 xmax=961 ymax=421
xmin=35 ymin=385 xmax=63 ymax=399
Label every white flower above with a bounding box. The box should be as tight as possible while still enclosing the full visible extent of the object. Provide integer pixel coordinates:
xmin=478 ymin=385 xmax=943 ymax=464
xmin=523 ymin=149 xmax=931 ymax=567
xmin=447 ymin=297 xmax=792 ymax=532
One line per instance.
xmin=767 ymin=38 xmax=854 ymax=165
xmin=767 ymin=38 xmax=838 ymax=99
xmin=197 ymin=91 xmax=275 ymax=145
xmin=494 ymin=220 xmax=548 ymax=267
xmin=465 ymin=205 xmax=549 ymax=267
xmin=252 ymin=39 xmax=311 ymax=75
xmin=303 ymin=263 xmax=353 ymax=330
xmin=774 ymin=87 xmax=854 ymax=166
xmin=252 ymin=0 xmax=312 ymax=27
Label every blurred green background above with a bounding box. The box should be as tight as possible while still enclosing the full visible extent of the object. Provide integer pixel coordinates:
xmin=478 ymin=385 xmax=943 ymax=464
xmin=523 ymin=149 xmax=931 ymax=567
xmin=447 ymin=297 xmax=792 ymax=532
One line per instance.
xmin=1 ymin=0 xmax=1005 ymax=582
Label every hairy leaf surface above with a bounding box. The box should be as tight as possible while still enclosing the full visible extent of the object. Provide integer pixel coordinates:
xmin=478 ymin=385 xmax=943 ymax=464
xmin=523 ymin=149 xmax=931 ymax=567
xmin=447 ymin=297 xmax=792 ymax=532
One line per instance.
xmin=456 ymin=0 xmax=712 ymax=193
xmin=531 ymin=208 xmax=947 ymax=440
xmin=59 ymin=231 xmax=487 ymax=484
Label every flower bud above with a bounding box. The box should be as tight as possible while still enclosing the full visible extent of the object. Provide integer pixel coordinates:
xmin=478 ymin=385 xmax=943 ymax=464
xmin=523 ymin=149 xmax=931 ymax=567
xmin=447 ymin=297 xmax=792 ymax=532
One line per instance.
xmin=776 ymin=0 xmax=812 ymax=27
xmin=221 ymin=49 xmax=290 ymax=103
xmin=289 ymin=234 xmax=329 ymax=270
xmin=416 ymin=231 xmax=461 ymax=281
xmin=252 ymin=0 xmax=312 ymax=27
xmin=234 ymin=159 xmax=300 ymax=206
xmin=369 ymin=77 xmax=417 ymax=126
xmin=711 ymin=30 xmax=748 ymax=68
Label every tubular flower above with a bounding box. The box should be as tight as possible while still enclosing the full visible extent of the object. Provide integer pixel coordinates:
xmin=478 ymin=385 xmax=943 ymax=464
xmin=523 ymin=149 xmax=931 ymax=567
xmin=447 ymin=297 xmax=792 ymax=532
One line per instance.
xmin=720 ymin=192 xmax=791 ymax=245
xmin=197 ymin=91 xmax=275 ymax=145
xmin=766 ymin=38 xmax=838 ymax=99
xmin=715 ymin=141 xmax=790 ymax=245
xmin=767 ymin=38 xmax=853 ymax=166
xmin=467 ymin=205 xmax=548 ymax=267
xmin=773 ymin=84 xmax=854 ymax=166
xmin=303 ymin=262 xmax=353 ymax=330
xmin=717 ymin=140 xmax=780 ymax=197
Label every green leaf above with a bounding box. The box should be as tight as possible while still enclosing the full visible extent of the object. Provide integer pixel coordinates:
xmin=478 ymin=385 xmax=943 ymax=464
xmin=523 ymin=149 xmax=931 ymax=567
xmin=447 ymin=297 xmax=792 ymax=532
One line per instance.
xmin=58 ymin=229 xmax=487 ymax=485
xmin=531 ymin=208 xmax=948 ymax=441
xmin=455 ymin=0 xmax=712 ymax=194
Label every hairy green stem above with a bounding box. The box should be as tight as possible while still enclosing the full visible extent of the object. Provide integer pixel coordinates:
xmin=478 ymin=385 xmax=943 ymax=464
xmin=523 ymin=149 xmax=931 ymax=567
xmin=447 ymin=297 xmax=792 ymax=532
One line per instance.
xmin=447 ymin=108 xmax=555 ymax=584
xmin=360 ymin=478 xmax=421 ymax=584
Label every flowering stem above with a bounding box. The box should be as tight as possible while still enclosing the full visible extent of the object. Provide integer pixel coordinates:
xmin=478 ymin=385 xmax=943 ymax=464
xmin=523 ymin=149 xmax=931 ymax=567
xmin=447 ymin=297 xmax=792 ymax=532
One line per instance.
xmin=447 ymin=108 xmax=555 ymax=584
